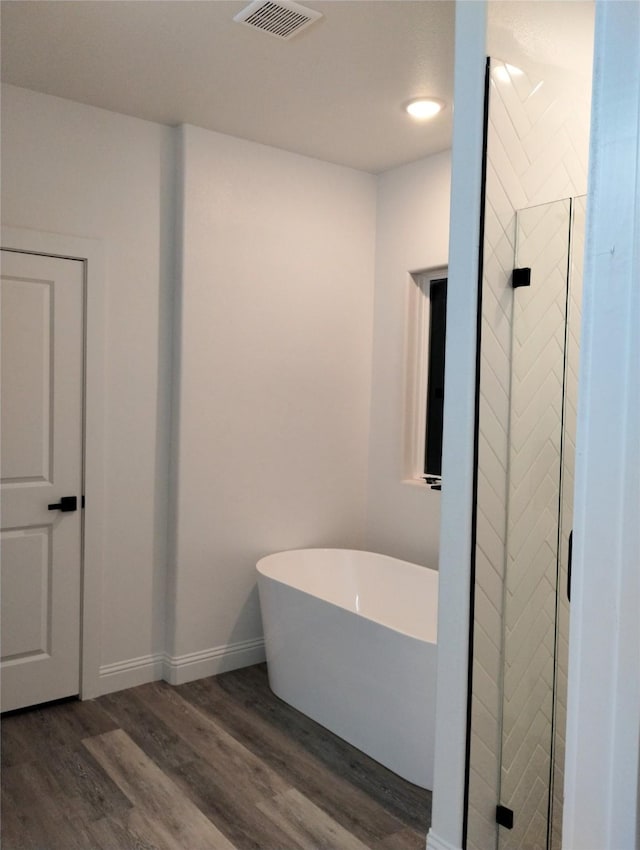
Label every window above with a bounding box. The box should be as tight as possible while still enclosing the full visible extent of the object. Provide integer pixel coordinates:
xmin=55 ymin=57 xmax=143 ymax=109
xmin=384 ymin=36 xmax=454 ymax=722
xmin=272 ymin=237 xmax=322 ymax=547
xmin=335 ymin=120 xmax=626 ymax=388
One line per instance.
xmin=405 ymin=268 xmax=448 ymax=485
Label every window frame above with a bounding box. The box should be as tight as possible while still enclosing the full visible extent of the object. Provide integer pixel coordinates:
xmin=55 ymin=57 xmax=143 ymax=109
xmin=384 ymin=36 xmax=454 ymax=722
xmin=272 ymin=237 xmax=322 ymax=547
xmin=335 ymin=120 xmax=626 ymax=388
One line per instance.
xmin=404 ymin=266 xmax=448 ymax=486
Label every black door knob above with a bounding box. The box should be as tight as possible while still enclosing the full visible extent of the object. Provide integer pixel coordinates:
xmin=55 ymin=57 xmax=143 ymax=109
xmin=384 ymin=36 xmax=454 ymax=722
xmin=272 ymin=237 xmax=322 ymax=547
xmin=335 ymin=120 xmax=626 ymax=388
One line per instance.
xmin=47 ymin=496 xmax=77 ymax=512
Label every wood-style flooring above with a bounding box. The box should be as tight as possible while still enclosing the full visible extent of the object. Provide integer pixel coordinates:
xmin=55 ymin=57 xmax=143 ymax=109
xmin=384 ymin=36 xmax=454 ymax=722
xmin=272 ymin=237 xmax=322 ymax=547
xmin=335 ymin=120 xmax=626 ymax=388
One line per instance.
xmin=1 ymin=663 xmax=431 ymax=849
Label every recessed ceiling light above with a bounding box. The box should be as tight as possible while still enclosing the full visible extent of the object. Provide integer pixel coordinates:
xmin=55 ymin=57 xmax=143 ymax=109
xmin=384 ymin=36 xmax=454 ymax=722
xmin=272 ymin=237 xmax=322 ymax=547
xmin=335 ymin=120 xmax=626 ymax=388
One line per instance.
xmin=404 ymin=98 xmax=444 ymax=121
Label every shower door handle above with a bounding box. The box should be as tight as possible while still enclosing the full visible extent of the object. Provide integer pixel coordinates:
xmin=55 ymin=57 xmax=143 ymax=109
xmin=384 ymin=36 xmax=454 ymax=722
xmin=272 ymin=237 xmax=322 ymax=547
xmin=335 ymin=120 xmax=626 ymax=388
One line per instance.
xmin=567 ymin=530 xmax=573 ymax=602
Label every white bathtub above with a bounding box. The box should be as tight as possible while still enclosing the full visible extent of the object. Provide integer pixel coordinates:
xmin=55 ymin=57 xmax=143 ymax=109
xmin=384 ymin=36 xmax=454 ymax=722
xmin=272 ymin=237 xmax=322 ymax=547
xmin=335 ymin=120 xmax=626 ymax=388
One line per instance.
xmin=256 ymin=548 xmax=438 ymax=789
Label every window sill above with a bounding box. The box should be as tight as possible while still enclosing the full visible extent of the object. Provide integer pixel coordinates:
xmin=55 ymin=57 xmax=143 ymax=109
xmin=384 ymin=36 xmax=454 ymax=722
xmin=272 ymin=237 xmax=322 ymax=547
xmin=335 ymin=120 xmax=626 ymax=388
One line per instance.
xmin=402 ymin=477 xmax=442 ymax=492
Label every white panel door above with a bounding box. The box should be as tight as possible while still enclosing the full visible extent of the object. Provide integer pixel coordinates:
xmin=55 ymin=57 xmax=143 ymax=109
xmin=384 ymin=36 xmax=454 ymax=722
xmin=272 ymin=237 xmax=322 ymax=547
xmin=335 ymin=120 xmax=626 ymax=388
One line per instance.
xmin=1 ymin=250 xmax=84 ymax=712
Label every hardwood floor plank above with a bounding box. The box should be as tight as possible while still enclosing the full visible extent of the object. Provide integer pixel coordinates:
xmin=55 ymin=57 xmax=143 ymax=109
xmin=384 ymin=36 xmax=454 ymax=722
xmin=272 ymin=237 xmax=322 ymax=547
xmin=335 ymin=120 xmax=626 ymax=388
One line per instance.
xmin=85 ymin=814 xmax=166 ymax=850
xmin=98 ymin=687 xmax=196 ymax=770
xmin=90 ymin=808 xmax=196 ymax=850
xmin=94 ymin=685 xmax=297 ymax=848
xmin=2 ymin=664 xmax=430 ymax=849
xmin=257 ymin=787 xmax=374 ymax=850
xmin=39 ymin=742 xmax=133 ymax=822
xmin=1 ymin=698 xmax=117 ymax=768
xmin=83 ymin=728 xmax=237 ymax=850
xmin=2 ymin=762 xmax=104 ymax=850
xmin=372 ymin=827 xmax=428 ymax=850
xmin=87 ymin=808 xmax=221 ymax=850
xmin=0 ymin=788 xmax=40 ymax=850
xmin=179 ymin=669 xmax=429 ymax=840
xmin=133 ymin=681 xmax=290 ymax=803
xmin=167 ymin=759 xmax=307 ymax=850
xmin=124 ymin=808 xmax=203 ymax=850
xmin=215 ymin=665 xmax=430 ymax=826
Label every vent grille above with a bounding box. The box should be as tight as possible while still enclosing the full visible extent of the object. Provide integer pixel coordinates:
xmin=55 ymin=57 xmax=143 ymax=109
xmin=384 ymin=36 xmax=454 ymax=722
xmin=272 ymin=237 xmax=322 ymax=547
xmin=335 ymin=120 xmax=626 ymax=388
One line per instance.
xmin=234 ymin=0 xmax=322 ymax=40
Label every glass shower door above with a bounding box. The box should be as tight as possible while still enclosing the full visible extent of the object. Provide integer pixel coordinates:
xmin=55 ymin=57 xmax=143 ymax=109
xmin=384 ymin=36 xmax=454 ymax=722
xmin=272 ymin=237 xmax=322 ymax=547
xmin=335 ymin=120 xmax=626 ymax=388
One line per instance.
xmin=498 ymin=197 xmax=579 ymax=850
xmin=549 ymin=195 xmax=585 ymax=850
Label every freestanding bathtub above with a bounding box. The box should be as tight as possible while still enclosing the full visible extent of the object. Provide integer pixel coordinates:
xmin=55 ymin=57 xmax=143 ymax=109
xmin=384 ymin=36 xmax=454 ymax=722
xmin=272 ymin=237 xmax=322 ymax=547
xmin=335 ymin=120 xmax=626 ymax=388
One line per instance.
xmin=256 ymin=548 xmax=438 ymax=789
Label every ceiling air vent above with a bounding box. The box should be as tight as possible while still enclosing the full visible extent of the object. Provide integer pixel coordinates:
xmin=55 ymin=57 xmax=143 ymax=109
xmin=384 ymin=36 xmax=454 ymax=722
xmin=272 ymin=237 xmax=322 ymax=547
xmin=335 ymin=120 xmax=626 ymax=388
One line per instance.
xmin=234 ymin=0 xmax=322 ymax=41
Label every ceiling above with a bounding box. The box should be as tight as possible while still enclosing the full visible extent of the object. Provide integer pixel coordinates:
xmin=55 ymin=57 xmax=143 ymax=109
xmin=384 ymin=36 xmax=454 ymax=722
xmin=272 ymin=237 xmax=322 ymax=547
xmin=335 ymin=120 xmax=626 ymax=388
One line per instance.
xmin=0 ymin=1 xmax=594 ymax=174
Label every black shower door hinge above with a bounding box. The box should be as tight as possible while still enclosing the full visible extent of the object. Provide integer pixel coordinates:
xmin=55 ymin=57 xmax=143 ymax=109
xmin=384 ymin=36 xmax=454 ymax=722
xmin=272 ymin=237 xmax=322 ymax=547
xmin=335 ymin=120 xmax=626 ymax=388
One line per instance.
xmin=512 ymin=267 xmax=531 ymax=288
xmin=496 ymin=805 xmax=514 ymax=829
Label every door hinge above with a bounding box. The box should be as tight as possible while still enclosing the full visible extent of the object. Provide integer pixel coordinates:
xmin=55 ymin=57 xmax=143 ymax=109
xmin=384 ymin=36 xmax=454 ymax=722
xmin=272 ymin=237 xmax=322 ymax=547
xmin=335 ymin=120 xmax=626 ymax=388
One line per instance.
xmin=512 ymin=267 xmax=531 ymax=288
xmin=496 ymin=805 xmax=514 ymax=829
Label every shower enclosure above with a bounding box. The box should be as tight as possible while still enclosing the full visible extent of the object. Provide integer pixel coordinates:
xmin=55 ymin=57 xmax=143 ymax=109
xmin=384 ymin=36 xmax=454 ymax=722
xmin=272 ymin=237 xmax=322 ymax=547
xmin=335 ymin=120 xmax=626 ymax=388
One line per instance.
xmin=498 ymin=196 xmax=586 ymax=850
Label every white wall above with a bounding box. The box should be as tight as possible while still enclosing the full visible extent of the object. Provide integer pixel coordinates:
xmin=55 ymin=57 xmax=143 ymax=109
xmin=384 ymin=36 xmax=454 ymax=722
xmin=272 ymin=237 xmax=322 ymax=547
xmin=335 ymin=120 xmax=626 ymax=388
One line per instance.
xmin=365 ymin=152 xmax=450 ymax=568
xmin=426 ymin=6 xmax=488 ymax=850
xmin=1 ymin=84 xmax=452 ymax=699
xmin=564 ymin=1 xmax=640 ymax=845
xmin=168 ymin=124 xmax=377 ymax=676
xmin=0 ymin=84 xmax=175 ymax=680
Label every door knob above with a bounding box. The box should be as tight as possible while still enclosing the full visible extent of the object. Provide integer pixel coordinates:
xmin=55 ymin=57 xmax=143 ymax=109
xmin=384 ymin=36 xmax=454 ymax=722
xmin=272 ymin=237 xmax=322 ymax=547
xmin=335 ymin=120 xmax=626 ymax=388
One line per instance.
xmin=48 ymin=496 xmax=77 ymax=512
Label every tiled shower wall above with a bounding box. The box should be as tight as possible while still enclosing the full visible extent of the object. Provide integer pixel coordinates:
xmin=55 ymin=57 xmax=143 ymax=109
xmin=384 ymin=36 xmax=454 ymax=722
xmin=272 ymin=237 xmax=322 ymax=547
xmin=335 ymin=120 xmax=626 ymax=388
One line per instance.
xmin=466 ymin=59 xmax=590 ymax=850
xmin=501 ymin=198 xmax=570 ymax=850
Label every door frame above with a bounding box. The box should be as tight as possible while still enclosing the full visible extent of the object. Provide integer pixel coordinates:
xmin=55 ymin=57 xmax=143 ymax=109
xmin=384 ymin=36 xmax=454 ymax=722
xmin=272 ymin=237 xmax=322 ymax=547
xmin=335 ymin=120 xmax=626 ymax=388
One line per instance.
xmin=1 ymin=226 xmax=105 ymax=700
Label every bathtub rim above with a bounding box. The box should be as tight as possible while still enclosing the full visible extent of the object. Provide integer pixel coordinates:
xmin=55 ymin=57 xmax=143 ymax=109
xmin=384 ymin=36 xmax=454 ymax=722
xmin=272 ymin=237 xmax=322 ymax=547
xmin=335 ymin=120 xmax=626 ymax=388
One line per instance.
xmin=256 ymin=547 xmax=438 ymax=644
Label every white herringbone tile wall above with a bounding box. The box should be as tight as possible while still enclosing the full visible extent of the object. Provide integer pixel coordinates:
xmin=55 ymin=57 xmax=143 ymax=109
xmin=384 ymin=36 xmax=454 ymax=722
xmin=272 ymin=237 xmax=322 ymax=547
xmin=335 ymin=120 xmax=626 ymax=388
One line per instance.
xmin=467 ymin=59 xmax=590 ymax=850
xmin=500 ymin=199 xmax=571 ymax=850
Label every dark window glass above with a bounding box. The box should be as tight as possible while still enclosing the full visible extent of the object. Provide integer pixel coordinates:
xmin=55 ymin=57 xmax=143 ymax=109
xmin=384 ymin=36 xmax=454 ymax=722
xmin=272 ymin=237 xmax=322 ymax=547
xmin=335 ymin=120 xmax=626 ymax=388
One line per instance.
xmin=424 ymin=277 xmax=447 ymax=476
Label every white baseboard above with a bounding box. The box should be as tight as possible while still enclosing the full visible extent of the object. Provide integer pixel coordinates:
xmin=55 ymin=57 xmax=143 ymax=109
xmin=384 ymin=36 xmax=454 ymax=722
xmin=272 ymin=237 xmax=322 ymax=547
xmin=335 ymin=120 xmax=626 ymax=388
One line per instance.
xmin=96 ymin=638 xmax=266 ymax=695
xmin=426 ymin=829 xmax=462 ymax=850
xmin=98 ymin=653 xmax=165 ymax=695
xmin=163 ymin=637 xmax=266 ymax=686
